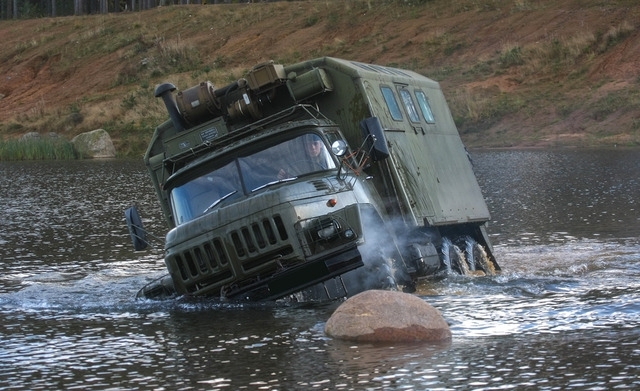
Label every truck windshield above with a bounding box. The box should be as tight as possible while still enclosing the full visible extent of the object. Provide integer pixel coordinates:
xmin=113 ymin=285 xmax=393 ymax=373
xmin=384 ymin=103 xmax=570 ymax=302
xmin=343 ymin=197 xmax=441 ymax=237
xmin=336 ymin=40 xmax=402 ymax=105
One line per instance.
xmin=170 ymin=133 xmax=337 ymax=224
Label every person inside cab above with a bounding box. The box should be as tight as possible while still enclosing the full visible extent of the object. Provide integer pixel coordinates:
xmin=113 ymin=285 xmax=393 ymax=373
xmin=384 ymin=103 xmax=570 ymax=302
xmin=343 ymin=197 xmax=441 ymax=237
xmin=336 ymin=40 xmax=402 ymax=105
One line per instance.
xmin=304 ymin=134 xmax=331 ymax=170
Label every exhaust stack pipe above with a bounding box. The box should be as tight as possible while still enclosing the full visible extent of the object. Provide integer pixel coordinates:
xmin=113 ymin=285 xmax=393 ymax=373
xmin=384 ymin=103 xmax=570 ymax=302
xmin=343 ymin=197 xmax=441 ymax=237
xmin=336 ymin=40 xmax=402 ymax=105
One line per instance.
xmin=155 ymin=83 xmax=186 ymax=132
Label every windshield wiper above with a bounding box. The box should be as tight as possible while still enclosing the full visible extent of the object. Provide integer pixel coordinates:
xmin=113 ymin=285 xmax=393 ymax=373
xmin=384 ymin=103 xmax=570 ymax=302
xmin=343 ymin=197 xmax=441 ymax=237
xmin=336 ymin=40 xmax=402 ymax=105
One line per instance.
xmin=203 ymin=190 xmax=238 ymax=214
xmin=251 ymin=177 xmax=297 ymax=192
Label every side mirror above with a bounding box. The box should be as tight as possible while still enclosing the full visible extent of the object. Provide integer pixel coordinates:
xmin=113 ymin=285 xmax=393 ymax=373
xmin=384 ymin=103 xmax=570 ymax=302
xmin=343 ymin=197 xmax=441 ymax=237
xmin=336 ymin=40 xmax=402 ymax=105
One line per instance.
xmin=125 ymin=206 xmax=148 ymax=251
xmin=360 ymin=117 xmax=389 ymax=161
xmin=331 ymin=140 xmax=348 ymax=157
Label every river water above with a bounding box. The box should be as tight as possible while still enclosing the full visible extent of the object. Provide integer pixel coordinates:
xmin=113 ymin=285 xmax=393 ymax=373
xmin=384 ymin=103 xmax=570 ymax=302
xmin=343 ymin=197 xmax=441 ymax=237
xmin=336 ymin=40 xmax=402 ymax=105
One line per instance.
xmin=1 ymin=149 xmax=639 ymax=390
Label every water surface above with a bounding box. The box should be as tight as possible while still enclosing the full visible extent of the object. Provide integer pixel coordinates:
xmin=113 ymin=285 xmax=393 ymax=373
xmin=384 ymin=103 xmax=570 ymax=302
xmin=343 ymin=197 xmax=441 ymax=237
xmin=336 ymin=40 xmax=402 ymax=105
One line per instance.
xmin=1 ymin=149 xmax=639 ymax=390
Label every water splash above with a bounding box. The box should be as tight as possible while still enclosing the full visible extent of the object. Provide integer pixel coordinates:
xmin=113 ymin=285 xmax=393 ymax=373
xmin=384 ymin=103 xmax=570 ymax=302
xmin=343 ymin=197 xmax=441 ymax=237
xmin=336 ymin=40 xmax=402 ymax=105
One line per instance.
xmin=441 ymin=238 xmax=453 ymax=274
xmin=454 ymin=243 xmax=470 ymax=275
xmin=473 ymin=242 xmax=496 ymax=275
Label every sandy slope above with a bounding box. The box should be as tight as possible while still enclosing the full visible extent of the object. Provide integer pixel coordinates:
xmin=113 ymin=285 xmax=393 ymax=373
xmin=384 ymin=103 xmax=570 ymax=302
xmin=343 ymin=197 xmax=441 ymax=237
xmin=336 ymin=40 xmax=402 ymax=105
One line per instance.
xmin=1 ymin=1 xmax=639 ymax=149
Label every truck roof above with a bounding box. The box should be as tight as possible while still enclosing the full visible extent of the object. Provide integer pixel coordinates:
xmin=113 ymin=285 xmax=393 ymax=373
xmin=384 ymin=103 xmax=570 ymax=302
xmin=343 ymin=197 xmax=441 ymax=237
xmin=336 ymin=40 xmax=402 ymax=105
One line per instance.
xmin=285 ymin=57 xmax=491 ymax=227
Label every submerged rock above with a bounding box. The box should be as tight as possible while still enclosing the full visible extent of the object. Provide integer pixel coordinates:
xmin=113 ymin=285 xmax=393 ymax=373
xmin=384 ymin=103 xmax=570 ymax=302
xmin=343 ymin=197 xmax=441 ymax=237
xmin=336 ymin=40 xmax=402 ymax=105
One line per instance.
xmin=325 ymin=290 xmax=451 ymax=342
xmin=71 ymin=129 xmax=116 ymax=158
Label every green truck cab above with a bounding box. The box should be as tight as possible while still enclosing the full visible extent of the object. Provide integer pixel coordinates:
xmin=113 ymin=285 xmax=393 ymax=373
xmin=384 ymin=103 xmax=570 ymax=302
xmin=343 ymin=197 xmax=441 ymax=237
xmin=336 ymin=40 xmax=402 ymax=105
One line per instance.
xmin=128 ymin=57 xmax=499 ymax=301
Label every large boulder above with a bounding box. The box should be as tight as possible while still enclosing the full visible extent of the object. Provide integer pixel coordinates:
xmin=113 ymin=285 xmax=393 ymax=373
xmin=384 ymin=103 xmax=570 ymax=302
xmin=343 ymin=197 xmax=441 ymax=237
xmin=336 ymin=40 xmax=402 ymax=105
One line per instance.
xmin=325 ymin=290 xmax=451 ymax=342
xmin=71 ymin=129 xmax=116 ymax=158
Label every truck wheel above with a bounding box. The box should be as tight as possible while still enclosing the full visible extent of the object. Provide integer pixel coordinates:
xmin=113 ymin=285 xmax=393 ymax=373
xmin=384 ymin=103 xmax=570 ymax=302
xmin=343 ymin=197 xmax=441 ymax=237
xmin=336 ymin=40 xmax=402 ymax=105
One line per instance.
xmin=442 ymin=238 xmax=469 ymax=275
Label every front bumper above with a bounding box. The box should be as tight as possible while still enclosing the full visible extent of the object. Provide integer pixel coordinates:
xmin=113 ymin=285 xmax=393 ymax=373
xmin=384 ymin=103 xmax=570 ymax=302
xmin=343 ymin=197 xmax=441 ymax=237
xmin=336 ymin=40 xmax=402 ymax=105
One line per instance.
xmin=226 ymin=246 xmax=363 ymax=301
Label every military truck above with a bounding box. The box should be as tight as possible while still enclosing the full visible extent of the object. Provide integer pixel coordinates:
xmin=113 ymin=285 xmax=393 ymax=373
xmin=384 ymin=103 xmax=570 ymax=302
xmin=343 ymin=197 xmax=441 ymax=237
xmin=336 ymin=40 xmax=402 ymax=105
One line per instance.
xmin=127 ymin=57 xmax=499 ymax=301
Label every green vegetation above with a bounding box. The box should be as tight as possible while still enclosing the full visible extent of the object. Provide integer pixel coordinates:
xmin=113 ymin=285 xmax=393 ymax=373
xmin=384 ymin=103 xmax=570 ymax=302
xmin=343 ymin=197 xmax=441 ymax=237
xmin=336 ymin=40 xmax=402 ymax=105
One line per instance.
xmin=0 ymin=136 xmax=78 ymax=160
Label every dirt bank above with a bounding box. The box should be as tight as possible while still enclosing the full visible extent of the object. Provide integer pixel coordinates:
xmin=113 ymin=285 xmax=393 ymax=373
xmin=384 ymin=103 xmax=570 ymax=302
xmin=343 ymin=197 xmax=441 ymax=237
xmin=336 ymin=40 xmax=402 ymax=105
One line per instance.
xmin=1 ymin=0 xmax=639 ymax=153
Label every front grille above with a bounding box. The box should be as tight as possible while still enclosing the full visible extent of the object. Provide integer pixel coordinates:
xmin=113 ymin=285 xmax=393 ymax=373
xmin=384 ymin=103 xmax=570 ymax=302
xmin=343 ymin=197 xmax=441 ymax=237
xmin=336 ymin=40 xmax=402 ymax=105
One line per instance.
xmin=230 ymin=215 xmax=288 ymax=258
xmin=173 ymin=237 xmax=231 ymax=282
xmin=170 ymin=214 xmax=294 ymax=294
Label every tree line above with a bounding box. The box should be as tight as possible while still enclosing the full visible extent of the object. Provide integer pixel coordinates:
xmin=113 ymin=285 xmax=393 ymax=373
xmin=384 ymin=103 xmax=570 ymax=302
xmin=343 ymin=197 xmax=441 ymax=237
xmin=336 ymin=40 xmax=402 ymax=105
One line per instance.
xmin=0 ymin=0 xmax=273 ymax=19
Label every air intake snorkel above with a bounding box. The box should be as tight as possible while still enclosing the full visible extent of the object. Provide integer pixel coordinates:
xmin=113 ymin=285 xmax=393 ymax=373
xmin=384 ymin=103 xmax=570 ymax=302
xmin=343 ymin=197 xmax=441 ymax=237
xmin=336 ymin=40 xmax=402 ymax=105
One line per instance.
xmin=155 ymin=83 xmax=186 ymax=132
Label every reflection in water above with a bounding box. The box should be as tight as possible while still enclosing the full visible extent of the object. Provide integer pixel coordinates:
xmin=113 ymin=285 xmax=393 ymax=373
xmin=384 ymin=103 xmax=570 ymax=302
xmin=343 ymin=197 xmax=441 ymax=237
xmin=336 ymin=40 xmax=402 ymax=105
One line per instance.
xmin=0 ymin=160 xmax=166 ymax=295
xmin=474 ymin=148 xmax=640 ymax=244
xmin=1 ymin=150 xmax=640 ymax=390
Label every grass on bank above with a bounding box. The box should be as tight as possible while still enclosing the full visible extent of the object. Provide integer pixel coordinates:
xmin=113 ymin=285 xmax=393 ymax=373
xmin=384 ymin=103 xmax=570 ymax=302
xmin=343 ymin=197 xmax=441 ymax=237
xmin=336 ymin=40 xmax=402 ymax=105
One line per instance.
xmin=2 ymin=0 xmax=639 ymax=154
xmin=0 ymin=137 xmax=78 ymax=160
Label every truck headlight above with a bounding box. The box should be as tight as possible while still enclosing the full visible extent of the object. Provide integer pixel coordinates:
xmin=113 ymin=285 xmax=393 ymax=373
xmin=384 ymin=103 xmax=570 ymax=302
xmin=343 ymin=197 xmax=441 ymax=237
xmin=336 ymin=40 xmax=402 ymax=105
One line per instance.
xmin=343 ymin=228 xmax=355 ymax=239
xmin=317 ymin=219 xmax=340 ymax=240
xmin=296 ymin=215 xmax=358 ymax=257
